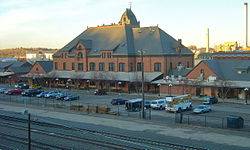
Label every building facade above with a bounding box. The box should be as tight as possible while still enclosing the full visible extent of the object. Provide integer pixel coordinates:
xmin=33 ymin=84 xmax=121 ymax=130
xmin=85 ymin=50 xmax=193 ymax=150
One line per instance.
xmin=50 ymin=8 xmax=194 ymax=92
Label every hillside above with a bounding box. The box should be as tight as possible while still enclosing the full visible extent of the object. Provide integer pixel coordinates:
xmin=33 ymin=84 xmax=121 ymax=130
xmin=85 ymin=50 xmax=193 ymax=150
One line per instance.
xmin=0 ymin=47 xmax=58 ymax=58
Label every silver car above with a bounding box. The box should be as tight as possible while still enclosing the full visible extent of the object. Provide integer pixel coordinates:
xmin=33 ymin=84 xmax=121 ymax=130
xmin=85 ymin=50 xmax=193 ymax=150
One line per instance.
xmin=193 ymin=105 xmax=211 ymax=114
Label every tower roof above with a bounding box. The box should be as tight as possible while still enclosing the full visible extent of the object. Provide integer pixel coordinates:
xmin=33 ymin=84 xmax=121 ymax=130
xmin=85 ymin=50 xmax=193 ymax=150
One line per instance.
xmin=118 ymin=8 xmax=140 ymax=27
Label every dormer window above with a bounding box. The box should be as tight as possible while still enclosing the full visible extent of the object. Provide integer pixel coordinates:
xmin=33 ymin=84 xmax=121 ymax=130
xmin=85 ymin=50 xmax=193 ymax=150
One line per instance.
xmin=78 ymin=52 xmax=83 ymax=58
xmin=77 ymin=44 xmax=83 ymax=50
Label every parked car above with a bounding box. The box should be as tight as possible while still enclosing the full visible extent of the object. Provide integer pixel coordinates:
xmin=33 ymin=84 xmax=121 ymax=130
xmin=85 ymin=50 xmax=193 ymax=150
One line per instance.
xmin=64 ymin=95 xmax=79 ymax=101
xmin=111 ymin=98 xmax=128 ymax=105
xmin=44 ymin=91 xmax=60 ymax=98
xmin=193 ymin=105 xmax=211 ymax=114
xmin=0 ymin=88 xmax=7 ymax=94
xmin=36 ymin=91 xmax=49 ymax=98
xmin=21 ymin=89 xmax=43 ymax=97
xmin=14 ymin=83 xmax=29 ymax=89
xmin=56 ymin=93 xmax=68 ymax=100
xmin=203 ymin=96 xmax=218 ymax=105
xmin=6 ymin=88 xmax=23 ymax=95
xmin=144 ymin=100 xmax=151 ymax=109
xmin=150 ymin=99 xmax=167 ymax=110
xmin=94 ymin=89 xmax=107 ymax=95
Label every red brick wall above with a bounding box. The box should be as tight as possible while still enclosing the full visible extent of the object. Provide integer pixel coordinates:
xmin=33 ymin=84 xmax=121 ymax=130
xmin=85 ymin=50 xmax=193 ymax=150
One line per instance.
xmin=186 ymin=62 xmax=217 ymax=80
xmin=53 ymin=50 xmax=194 ymax=75
xmin=29 ymin=63 xmax=46 ymax=74
xmin=160 ymin=84 xmax=196 ymax=95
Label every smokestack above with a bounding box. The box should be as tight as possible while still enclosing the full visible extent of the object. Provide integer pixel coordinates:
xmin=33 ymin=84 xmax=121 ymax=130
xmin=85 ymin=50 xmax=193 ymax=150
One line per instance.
xmin=245 ymin=2 xmax=248 ymax=48
xmin=206 ymin=28 xmax=210 ymax=53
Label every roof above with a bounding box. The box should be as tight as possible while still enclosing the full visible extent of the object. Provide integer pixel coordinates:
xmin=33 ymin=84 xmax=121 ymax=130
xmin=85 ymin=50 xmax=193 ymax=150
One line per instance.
xmin=0 ymin=61 xmax=32 ymax=74
xmin=54 ymin=9 xmax=192 ymax=57
xmin=45 ymin=71 xmax=162 ymax=82
xmin=7 ymin=61 xmax=32 ymax=74
xmin=169 ymin=66 xmax=192 ymax=77
xmin=35 ymin=61 xmax=53 ymax=73
xmin=203 ymin=59 xmax=250 ymax=81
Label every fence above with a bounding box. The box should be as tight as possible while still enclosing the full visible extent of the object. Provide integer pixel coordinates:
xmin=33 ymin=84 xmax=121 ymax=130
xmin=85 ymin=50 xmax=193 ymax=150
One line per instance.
xmin=1 ymin=94 xmax=250 ymax=132
xmin=175 ymin=113 xmax=250 ymax=132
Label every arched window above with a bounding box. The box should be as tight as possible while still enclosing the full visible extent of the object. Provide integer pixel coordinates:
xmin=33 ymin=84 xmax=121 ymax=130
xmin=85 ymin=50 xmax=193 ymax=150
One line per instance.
xmin=119 ymin=63 xmax=125 ymax=72
xmin=78 ymin=52 xmax=83 ymax=58
xmin=89 ymin=62 xmax=96 ymax=71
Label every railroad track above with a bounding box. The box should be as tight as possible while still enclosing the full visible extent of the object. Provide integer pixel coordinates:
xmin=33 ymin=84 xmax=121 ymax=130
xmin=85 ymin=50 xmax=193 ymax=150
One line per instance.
xmin=0 ymin=120 xmax=143 ymax=150
xmin=0 ymin=131 xmax=68 ymax=150
xmin=0 ymin=113 xmax=207 ymax=150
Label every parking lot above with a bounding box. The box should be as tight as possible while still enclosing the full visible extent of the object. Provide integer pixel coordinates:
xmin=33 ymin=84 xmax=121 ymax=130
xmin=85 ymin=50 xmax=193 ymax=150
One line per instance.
xmin=1 ymin=84 xmax=250 ymax=131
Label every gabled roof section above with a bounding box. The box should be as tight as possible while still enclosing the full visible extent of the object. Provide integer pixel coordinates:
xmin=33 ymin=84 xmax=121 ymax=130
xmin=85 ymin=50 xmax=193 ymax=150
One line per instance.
xmin=35 ymin=61 xmax=53 ymax=73
xmin=77 ymin=39 xmax=92 ymax=50
xmin=203 ymin=59 xmax=250 ymax=81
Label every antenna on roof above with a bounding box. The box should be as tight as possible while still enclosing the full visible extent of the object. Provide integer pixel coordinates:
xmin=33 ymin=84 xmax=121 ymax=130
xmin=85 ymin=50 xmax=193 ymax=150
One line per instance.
xmin=129 ymin=1 xmax=132 ymax=9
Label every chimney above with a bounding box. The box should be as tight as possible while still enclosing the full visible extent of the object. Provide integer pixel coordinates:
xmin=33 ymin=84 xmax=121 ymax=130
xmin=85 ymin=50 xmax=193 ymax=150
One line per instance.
xmin=245 ymin=2 xmax=248 ymax=48
xmin=206 ymin=28 xmax=210 ymax=53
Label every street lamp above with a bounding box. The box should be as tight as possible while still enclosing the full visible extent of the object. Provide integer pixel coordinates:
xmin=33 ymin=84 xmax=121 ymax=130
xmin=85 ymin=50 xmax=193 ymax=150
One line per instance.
xmin=8 ymin=76 xmax=11 ymax=86
xmin=67 ymin=78 xmax=72 ymax=90
xmin=169 ymin=83 xmax=173 ymax=96
xmin=244 ymin=88 xmax=249 ymax=104
xmin=86 ymin=80 xmax=90 ymax=91
xmin=157 ymin=83 xmax=161 ymax=97
xmin=118 ymin=81 xmax=122 ymax=92
xmin=138 ymin=49 xmax=146 ymax=119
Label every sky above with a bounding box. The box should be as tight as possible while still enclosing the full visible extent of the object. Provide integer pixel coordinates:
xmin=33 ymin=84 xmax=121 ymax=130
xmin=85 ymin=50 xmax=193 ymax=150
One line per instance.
xmin=0 ymin=0 xmax=249 ymax=49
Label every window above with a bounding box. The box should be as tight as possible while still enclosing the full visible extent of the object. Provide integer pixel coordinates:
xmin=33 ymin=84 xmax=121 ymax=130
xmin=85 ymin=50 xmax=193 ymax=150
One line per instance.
xmin=107 ymin=52 xmax=112 ymax=58
xmin=200 ymin=69 xmax=204 ymax=74
xmin=72 ymin=63 xmax=75 ymax=70
xmin=63 ymin=62 xmax=66 ymax=70
xmin=101 ymin=53 xmax=106 ymax=58
xmin=36 ymin=67 xmax=39 ymax=71
xmin=187 ymin=61 xmax=190 ymax=68
xmin=137 ymin=62 xmax=143 ymax=71
xmin=54 ymin=62 xmax=58 ymax=70
xmin=109 ymin=63 xmax=115 ymax=71
xmin=119 ymin=63 xmax=125 ymax=72
xmin=129 ymin=63 xmax=134 ymax=71
xmin=99 ymin=63 xmax=105 ymax=71
xmin=89 ymin=62 xmax=95 ymax=71
xmin=78 ymin=52 xmax=83 ymax=58
xmin=170 ymin=62 xmax=173 ymax=70
xmin=154 ymin=63 xmax=161 ymax=72
xmin=78 ymin=63 xmax=83 ymax=71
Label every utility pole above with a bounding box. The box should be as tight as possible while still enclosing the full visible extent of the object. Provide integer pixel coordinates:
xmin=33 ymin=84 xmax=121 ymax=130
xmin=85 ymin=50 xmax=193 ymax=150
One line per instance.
xmin=138 ymin=49 xmax=145 ymax=119
xmin=28 ymin=113 xmax=31 ymax=150
xmin=245 ymin=2 xmax=248 ymax=48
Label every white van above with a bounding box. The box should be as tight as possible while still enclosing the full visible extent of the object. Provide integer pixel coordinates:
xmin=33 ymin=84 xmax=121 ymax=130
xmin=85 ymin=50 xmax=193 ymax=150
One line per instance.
xmin=150 ymin=99 xmax=166 ymax=110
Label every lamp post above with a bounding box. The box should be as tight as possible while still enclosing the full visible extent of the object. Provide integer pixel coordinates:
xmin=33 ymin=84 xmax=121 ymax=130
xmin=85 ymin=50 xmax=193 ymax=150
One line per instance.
xmin=244 ymin=88 xmax=249 ymax=104
xmin=169 ymin=83 xmax=173 ymax=96
xmin=138 ymin=49 xmax=145 ymax=119
xmin=86 ymin=80 xmax=90 ymax=91
xmin=157 ymin=83 xmax=161 ymax=97
xmin=118 ymin=81 xmax=122 ymax=94
xmin=67 ymin=78 xmax=72 ymax=90
xmin=8 ymin=76 xmax=11 ymax=86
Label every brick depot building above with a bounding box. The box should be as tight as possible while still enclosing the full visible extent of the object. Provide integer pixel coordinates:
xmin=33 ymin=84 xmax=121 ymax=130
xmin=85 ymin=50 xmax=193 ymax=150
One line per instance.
xmin=154 ymin=59 xmax=250 ymax=100
xmin=49 ymin=8 xmax=193 ymax=92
